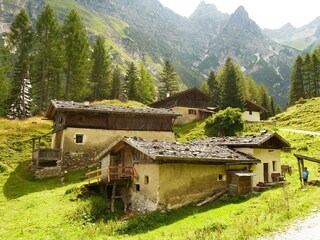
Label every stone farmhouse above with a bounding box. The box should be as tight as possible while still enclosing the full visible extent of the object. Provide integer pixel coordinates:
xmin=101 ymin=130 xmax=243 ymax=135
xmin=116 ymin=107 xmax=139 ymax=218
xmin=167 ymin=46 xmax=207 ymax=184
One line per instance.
xmin=243 ymin=99 xmax=267 ymax=122
xmin=31 ymin=100 xmax=179 ymax=178
xmin=88 ymin=132 xmax=290 ymax=212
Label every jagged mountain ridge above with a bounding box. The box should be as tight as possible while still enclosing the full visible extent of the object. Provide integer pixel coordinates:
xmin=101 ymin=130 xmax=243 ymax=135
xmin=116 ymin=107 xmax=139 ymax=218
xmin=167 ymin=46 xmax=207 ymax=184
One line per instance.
xmin=263 ymin=17 xmax=320 ymax=51
xmin=0 ymin=0 xmax=305 ymax=106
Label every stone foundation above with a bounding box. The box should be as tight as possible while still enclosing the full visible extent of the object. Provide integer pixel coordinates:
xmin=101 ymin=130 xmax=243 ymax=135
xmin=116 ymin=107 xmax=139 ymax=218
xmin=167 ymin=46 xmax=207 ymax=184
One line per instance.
xmin=34 ymin=166 xmax=63 ymax=179
xmin=61 ymin=150 xmax=99 ymax=172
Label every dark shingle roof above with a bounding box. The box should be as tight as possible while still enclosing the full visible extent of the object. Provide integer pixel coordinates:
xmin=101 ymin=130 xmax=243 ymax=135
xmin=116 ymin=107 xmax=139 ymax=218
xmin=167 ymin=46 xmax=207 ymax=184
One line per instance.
xmin=122 ymin=137 xmax=260 ymax=163
xmin=46 ymin=100 xmax=180 ymax=118
xmin=189 ymin=133 xmax=290 ymax=148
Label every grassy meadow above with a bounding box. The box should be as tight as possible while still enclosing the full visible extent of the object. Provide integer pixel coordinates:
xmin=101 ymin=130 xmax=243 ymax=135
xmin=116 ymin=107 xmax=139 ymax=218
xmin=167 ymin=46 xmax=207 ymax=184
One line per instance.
xmin=1 ymin=99 xmax=320 ymax=239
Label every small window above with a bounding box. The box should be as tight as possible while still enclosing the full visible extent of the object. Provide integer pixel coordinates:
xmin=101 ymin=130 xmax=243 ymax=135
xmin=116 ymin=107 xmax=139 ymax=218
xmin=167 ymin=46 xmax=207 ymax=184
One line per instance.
xmin=218 ymin=174 xmax=226 ymax=182
xmin=75 ymin=134 xmax=84 ymax=144
xmin=188 ymin=109 xmax=197 ymax=115
xmin=272 ymin=161 xmax=276 ymax=171
xmin=135 ymin=184 xmax=140 ymax=191
xmin=249 ymin=111 xmax=252 ymax=115
xmin=144 ymin=176 xmax=149 ymax=185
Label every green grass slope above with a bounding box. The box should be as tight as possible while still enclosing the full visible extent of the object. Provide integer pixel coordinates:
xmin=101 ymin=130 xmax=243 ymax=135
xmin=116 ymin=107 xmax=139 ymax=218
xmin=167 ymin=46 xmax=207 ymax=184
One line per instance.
xmin=270 ymin=97 xmax=320 ymax=131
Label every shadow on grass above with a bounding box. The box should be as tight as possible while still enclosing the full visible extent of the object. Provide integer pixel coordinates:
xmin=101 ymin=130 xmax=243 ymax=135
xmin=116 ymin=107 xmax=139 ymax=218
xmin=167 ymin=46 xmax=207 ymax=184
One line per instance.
xmin=3 ymin=161 xmax=86 ymax=200
xmin=115 ymin=193 xmax=260 ymax=236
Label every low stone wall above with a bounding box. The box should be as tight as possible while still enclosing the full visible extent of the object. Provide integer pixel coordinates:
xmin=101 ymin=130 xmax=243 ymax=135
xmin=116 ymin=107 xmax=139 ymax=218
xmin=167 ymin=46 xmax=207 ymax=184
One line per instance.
xmin=34 ymin=166 xmax=63 ymax=179
xmin=61 ymin=150 xmax=99 ymax=172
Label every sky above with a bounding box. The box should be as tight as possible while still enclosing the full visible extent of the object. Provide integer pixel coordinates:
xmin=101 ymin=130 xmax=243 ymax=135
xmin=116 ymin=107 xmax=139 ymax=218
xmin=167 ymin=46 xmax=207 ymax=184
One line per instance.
xmin=158 ymin=0 xmax=320 ymax=29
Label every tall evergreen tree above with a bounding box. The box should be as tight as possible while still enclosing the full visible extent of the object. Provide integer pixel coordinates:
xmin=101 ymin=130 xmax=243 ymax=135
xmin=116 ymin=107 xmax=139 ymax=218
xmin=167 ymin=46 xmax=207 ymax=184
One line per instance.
xmin=6 ymin=9 xmax=33 ymax=118
xmin=0 ymin=44 xmax=12 ymax=116
xmin=158 ymin=60 xmax=179 ymax=99
xmin=32 ymin=4 xmax=62 ymax=114
xmin=311 ymin=52 xmax=320 ymax=97
xmin=246 ymin=76 xmax=259 ymax=103
xmin=207 ymin=70 xmax=220 ymax=106
xmin=111 ymin=67 xmax=122 ymax=99
xmin=259 ymin=85 xmax=271 ymax=120
xmin=303 ymin=53 xmax=313 ymax=98
xmin=289 ymin=55 xmax=305 ymax=105
xmin=124 ymin=62 xmax=140 ymax=101
xmin=219 ymin=58 xmax=245 ymax=110
xmin=89 ymin=35 xmax=111 ymax=100
xmin=63 ymin=9 xmax=90 ymax=101
xmin=138 ymin=62 xmax=156 ymax=104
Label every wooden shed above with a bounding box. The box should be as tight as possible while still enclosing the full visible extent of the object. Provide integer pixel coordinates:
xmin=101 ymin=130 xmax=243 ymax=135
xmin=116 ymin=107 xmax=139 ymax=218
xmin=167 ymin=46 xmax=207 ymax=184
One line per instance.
xmin=228 ymin=171 xmax=255 ymax=195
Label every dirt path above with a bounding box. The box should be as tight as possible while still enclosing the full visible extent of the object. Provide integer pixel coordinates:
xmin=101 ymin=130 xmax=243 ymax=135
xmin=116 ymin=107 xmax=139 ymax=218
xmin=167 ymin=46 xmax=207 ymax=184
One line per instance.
xmin=260 ymin=211 xmax=320 ymax=239
xmin=280 ymin=128 xmax=320 ymax=136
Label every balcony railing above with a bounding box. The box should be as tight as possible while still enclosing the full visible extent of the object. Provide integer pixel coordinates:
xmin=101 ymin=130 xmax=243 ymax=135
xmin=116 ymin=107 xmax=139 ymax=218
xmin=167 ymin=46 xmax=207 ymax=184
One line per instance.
xmin=32 ymin=149 xmax=61 ymax=161
xmin=86 ymin=165 xmax=136 ymax=184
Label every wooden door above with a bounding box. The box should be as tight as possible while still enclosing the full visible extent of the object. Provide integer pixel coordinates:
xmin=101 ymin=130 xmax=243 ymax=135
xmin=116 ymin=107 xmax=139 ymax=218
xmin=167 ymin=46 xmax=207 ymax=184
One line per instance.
xmin=264 ymin=163 xmax=269 ymax=182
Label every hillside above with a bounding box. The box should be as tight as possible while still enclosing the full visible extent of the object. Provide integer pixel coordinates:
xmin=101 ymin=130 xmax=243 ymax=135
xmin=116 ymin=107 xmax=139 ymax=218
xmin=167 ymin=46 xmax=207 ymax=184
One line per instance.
xmin=1 ymin=98 xmax=320 ymax=238
xmin=270 ymin=97 xmax=320 ymax=131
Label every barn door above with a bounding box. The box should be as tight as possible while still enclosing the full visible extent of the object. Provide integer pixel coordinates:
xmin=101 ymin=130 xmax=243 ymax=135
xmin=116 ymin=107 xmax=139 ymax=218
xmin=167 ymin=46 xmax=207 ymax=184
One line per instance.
xmin=263 ymin=163 xmax=269 ymax=182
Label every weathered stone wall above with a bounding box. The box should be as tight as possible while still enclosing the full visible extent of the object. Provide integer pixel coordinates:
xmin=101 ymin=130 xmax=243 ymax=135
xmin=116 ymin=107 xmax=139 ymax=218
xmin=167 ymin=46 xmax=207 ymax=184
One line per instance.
xmin=34 ymin=166 xmax=63 ymax=179
xmin=61 ymin=150 xmax=99 ymax=172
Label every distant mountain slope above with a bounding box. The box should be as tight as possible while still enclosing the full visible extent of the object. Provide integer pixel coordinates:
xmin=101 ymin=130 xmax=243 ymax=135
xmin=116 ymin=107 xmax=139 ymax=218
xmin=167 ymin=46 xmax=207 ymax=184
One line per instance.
xmin=0 ymin=0 xmax=305 ymax=107
xmin=263 ymin=17 xmax=320 ymax=51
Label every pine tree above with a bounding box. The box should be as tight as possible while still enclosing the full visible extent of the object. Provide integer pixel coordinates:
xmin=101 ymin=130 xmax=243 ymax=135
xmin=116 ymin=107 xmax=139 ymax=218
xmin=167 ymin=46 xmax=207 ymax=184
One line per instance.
xmin=303 ymin=53 xmax=313 ymax=98
xmin=275 ymin=105 xmax=282 ymax=115
xmin=6 ymin=9 xmax=33 ymax=118
xmin=311 ymin=52 xmax=320 ymax=97
xmin=219 ymin=58 xmax=245 ymax=110
xmin=246 ymin=76 xmax=259 ymax=103
xmin=207 ymin=70 xmax=220 ymax=106
xmin=111 ymin=67 xmax=122 ymax=99
xmin=259 ymin=85 xmax=271 ymax=120
xmin=63 ymin=9 xmax=90 ymax=101
xmin=138 ymin=62 xmax=156 ymax=104
xmin=0 ymin=44 xmax=12 ymax=116
xmin=269 ymin=97 xmax=275 ymax=117
xmin=158 ymin=60 xmax=179 ymax=99
xmin=289 ymin=55 xmax=305 ymax=105
xmin=32 ymin=4 xmax=62 ymax=114
xmin=90 ymin=35 xmax=111 ymax=100
xmin=124 ymin=62 xmax=140 ymax=101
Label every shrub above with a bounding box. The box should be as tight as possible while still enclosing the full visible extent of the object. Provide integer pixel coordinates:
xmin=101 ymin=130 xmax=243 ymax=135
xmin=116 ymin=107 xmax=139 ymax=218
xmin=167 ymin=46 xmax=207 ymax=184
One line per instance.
xmin=205 ymin=107 xmax=244 ymax=136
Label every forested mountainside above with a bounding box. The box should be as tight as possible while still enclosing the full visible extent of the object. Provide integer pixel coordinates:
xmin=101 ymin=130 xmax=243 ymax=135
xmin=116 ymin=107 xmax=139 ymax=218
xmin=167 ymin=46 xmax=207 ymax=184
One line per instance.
xmin=1 ymin=0 xmax=317 ymax=106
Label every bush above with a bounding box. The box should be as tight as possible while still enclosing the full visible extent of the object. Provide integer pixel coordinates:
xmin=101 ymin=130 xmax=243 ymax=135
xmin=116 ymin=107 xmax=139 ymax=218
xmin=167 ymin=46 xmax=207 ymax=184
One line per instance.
xmin=205 ymin=107 xmax=244 ymax=136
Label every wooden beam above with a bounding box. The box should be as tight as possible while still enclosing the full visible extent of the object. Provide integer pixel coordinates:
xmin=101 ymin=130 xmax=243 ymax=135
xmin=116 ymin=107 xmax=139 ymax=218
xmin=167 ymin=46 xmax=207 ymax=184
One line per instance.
xmin=297 ymin=158 xmax=303 ymax=188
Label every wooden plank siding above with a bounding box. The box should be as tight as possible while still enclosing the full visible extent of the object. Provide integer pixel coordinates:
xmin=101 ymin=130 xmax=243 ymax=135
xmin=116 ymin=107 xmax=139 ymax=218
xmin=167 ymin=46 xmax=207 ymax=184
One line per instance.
xmin=54 ymin=111 xmax=174 ymax=132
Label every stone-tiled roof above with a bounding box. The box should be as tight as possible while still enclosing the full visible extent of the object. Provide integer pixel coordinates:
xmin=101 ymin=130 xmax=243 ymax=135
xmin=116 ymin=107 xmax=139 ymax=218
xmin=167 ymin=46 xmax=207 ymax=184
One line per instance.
xmin=123 ymin=137 xmax=260 ymax=163
xmin=189 ymin=133 xmax=290 ymax=148
xmin=46 ymin=100 xmax=180 ymax=118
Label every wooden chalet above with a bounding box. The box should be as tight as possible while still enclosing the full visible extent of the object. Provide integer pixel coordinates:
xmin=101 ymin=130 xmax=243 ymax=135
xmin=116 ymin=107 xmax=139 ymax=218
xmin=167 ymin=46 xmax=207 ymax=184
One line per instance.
xmin=87 ymin=137 xmax=260 ymax=212
xmin=31 ymin=100 xmax=180 ymax=178
xmin=149 ymin=87 xmax=213 ymax=124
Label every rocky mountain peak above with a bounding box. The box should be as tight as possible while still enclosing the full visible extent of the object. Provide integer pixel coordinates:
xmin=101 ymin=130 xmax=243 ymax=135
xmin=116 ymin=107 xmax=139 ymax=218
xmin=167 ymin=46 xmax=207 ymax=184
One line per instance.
xmin=190 ymin=1 xmax=228 ymax=21
xmin=233 ymin=6 xmax=249 ymax=19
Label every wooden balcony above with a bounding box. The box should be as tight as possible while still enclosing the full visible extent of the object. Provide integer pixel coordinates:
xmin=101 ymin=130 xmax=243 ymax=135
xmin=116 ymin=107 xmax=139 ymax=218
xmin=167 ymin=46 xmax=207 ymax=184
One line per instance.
xmin=32 ymin=149 xmax=61 ymax=161
xmin=86 ymin=165 xmax=136 ymax=184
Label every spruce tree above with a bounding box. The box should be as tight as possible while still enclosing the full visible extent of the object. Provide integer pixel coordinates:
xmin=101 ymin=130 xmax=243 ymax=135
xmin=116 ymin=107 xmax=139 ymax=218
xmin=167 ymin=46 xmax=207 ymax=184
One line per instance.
xmin=124 ymin=62 xmax=140 ymax=101
xmin=303 ymin=53 xmax=313 ymax=98
xmin=32 ymin=4 xmax=62 ymax=114
xmin=111 ymin=67 xmax=122 ymax=99
xmin=259 ymin=85 xmax=271 ymax=120
xmin=139 ymin=62 xmax=156 ymax=104
xmin=246 ymin=76 xmax=259 ymax=103
xmin=289 ymin=55 xmax=305 ymax=105
xmin=63 ymin=9 xmax=90 ymax=101
xmin=6 ymin=9 xmax=33 ymax=118
xmin=0 ymin=58 xmax=10 ymax=116
xmin=207 ymin=70 xmax=220 ymax=106
xmin=90 ymin=35 xmax=111 ymax=100
xmin=311 ymin=52 xmax=320 ymax=97
xmin=158 ymin=60 xmax=179 ymax=99
xmin=219 ymin=58 xmax=245 ymax=110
